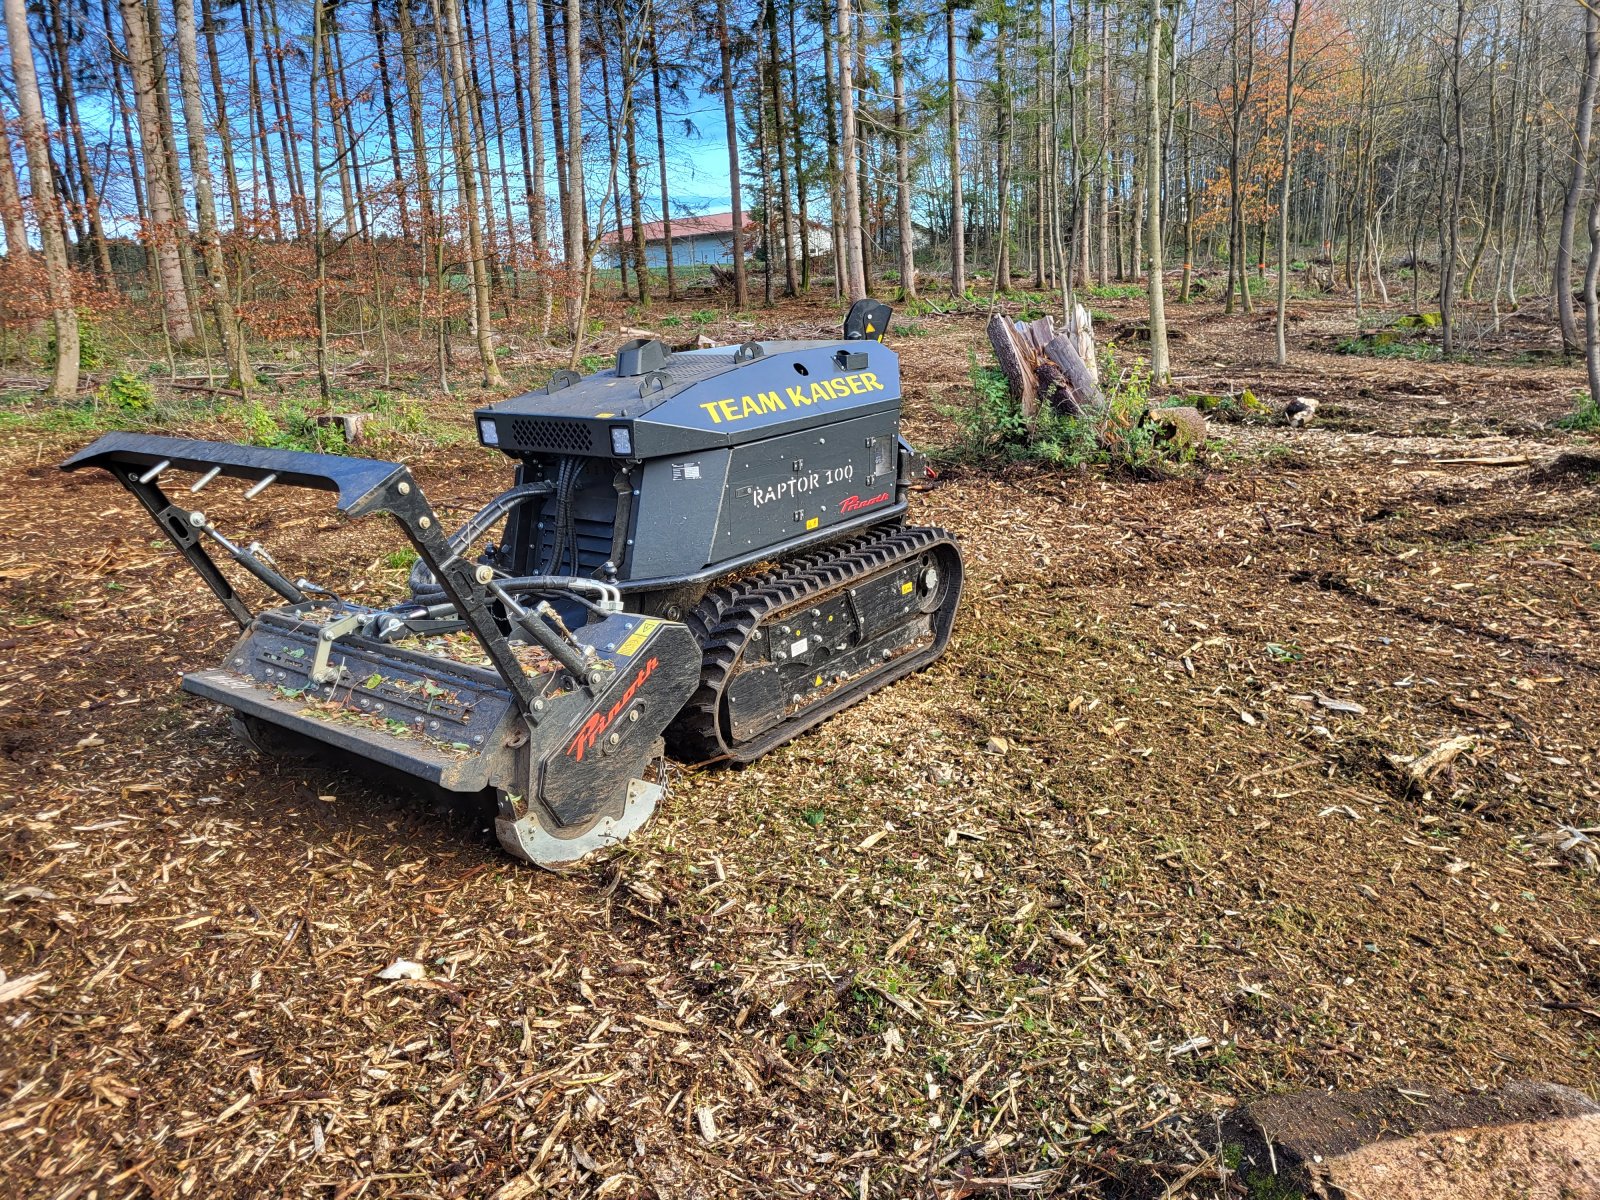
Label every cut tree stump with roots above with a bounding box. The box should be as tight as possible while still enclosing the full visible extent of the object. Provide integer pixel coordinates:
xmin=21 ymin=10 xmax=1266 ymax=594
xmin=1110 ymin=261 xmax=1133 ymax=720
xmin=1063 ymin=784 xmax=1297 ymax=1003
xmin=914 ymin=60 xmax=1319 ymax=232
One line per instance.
xmin=987 ymin=306 xmax=1101 ymax=429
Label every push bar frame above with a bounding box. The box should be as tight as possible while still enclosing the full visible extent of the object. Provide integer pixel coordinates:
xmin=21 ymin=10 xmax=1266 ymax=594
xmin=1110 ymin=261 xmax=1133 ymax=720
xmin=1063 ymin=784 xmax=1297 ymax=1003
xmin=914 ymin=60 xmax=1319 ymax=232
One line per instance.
xmin=61 ymin=433 xmax=552 ymax=718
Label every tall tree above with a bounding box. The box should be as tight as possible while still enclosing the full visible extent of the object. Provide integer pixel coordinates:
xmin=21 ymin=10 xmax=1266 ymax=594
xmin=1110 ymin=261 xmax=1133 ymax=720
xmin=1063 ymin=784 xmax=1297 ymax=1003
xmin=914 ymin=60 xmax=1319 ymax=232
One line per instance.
xmin=0 ymin=118 xmax=29 ymax=260
xmin=649 ymin=27 xmax=678 ymax=298
xmin=1147 ymin=0 xmax=1169 ymax=380
xmin=888 ymin=0 xmax=916 ymax=300
xmin=440 ymin=0 xmax=507 ymax=384
xmin=766 ymin=0 xmax=798 ymax=296
xmin=946 ymin=0 xmax=965 ymax=298
xmin=174 ymin=0 xmax=250 ymax=385
xmin=716 ymin=0 xmax=749 ymax=306
xmin=198 ymin=0 xmax=246 ymax=233
xmin=1272 ymin=0 xmax=1301 ymax=367
xmin=836 ymin=0 xmax=866 ymax=300
xmin=564 ymin=0 xmax=586 ymax=331
xmin=4 ymin=0 xmax=78 ymax=395
xmin=119 ymin=0 xmax=196 ymax=342
xmin=1557 ymin=2 xmax=1599 ymax=354
xmin=45 ymin=0 xmax=114 ymax=275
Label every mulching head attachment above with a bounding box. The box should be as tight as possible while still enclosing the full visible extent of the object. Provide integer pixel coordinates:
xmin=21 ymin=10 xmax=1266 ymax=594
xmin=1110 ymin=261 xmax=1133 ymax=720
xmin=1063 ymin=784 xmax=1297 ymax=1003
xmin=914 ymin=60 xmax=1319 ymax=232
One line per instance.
xmin=61 ymin=432 xmax=699 ymax=868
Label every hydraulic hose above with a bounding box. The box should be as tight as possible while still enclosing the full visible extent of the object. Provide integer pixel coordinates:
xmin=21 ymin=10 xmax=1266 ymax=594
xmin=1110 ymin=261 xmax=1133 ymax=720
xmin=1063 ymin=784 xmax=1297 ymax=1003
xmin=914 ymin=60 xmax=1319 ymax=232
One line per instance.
xmin=407 ymin=481 xmax=549 ymax=604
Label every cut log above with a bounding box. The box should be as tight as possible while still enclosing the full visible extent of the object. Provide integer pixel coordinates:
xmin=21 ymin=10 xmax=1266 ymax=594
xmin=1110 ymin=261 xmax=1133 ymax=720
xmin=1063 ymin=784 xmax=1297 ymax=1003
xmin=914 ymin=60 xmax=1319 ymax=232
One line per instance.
xmin=987 ymin=311 xmax=1038 ymax=424
xmin=1042 ymin=333 xmax=1102 ymax=412
xmin=1146 ymin=405 xmax=1207 ymax=450
xmin=1035 ymin=361 xmax=1082 ymax=416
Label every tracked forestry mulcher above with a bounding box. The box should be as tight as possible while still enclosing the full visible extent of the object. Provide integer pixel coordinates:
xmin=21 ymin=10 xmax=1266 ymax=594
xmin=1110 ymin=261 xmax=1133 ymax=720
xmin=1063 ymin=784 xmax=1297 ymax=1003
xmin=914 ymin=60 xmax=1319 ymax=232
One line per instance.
xmin=62 ymin=301 xmax=963 ymax=867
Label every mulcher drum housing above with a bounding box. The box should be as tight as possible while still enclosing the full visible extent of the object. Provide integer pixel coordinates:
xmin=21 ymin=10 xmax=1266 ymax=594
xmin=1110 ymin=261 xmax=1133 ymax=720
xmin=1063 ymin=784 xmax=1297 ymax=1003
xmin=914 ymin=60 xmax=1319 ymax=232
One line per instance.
xmin=62 ymin=302 xmax=963 ymax=867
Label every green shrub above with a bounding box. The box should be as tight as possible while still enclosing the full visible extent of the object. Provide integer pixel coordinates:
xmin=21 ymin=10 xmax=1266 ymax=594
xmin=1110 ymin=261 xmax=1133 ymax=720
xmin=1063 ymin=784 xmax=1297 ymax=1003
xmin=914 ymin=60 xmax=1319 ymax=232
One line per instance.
xmin=690 ymin=309 xmax=719 ymax=326
xmin=237 ymin=398 xmax=283 ymax=447
xmin=947 ymin=356 xmax=1096 ymax=467
xmin=96 ymin=370 xmax=154 ymax=413
xmin=658 ymin=315 xmax=683 ymax=328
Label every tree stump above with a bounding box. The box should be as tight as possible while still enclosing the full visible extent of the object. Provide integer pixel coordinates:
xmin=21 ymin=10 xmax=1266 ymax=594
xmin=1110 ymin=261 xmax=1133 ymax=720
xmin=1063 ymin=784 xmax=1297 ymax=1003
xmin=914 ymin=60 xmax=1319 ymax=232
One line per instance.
xmin=987 ymin=307 xmax=1101 ymax=428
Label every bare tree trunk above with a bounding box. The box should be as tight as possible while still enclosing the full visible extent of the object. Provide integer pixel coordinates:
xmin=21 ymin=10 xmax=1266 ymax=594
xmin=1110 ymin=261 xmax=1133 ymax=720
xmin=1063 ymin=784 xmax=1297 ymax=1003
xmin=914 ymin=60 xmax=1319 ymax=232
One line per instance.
xmin=1098 ymin=5 xmax=1111 ymax=285
xmin=441 ymin=0 xmax=506 ymax=384
xmin=565 ymin=0 xmax=586 ymax=333
xmin=1558 ymin=3 xmax=1599 ymax=354
xmin=545 ymin=0 xmax=570 ymax=280
xmin=836 ymin=0 xmax=867 ymax=301
xmin=47 ymin=0 xmax=113 ymax=276
xmin=507 ymin=0 xmax=541 ymax=277
xmin=526 ymin=0 xmax=550 ymax=315
xmin=237 ymin=0 xmax=276 ymax=234
xmin=889 ymin=0 xmax=916 ymax=301
xmin=0 ymin=116 xmax=29 ymax=259
xmin=374 ymin=0 xmax=413 ymax=243
xmin=650 ymin=29 xmax=677 ymax=299
xmin=1440 ymin=0 xmax=1467 ymax=355
xmin=4 ymin=0 xmax=77 ymax=394
xmin=621 ymin=0 xmax=650 ymax=304
xmin=946 ymin=0 xmax=965 ymax=298
xmin=198 ymin=0 xmax=245 ymax=234
xmin=822 ymin=0 xmax=844 ymax=297
xmin=145 ymin=0 xmax=201 ymax=321
xmin=994 ymin=19 xmax=1013 ymax=293
xmin=756 ymin=48 xmax=775 ymax=307
xmin=310 ymin=0 xmax=331 ymax=401
xmin=119 ymin=0 xmax=195 ymax=342
xmin=458 ymin=0 xmax=499 ymax=285
xmin=1147 ymin=0 xmax=1169 ymax=381
xmin=262 ymin=0 xmax=308 ymax=237
xmin=1586 ymin=189 xmax=1599 ymax=401
xmin=716 ymin=0 xmax=749 ymax=307
xmin=766 ymin=0 xmax=798 ymax=296
xmin=400 ymin=0 xmax=448 ymax=385
xmin=333 ymin=18 xmax=372 ymax=240
xmin=786 ymin=0 xmax=810 ymax=291
xmin=1274 ymin=0 xmax=1302 ymax=366
xmin=174 ymin=0 xmax=250 ymax=386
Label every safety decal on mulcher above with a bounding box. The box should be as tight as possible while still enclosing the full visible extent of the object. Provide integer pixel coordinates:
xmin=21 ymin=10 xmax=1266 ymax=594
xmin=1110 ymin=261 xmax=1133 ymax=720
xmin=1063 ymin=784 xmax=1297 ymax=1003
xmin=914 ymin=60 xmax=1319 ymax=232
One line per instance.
xmin=566 ymin=657 xmax=659 ymax=761
xmin=614 ymin=618 xmax=662 ymax=658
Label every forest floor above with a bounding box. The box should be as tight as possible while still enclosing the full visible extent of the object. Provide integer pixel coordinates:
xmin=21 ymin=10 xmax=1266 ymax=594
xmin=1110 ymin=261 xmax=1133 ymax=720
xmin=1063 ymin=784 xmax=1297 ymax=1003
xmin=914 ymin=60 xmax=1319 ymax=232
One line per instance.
xmin=1 ymin=285 xmax=1597 ymax=1199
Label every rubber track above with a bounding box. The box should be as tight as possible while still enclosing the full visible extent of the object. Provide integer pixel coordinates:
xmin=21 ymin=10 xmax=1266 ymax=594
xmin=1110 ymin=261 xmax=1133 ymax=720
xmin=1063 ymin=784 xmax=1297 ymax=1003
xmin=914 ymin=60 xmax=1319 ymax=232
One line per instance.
xmin=665 ymin=522 xmax=960 ymax=764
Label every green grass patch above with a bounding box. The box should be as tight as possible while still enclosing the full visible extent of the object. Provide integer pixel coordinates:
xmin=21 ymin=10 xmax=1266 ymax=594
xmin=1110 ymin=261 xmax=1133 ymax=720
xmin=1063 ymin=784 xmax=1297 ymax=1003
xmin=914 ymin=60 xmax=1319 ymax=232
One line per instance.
xmin=1336 ymin=333 xmax=1439 ymax=360
xmin=1083 ymin=281 xmax=1146 ymax=301
xmin=1555 ymin=392 xmax=1600 ymax=432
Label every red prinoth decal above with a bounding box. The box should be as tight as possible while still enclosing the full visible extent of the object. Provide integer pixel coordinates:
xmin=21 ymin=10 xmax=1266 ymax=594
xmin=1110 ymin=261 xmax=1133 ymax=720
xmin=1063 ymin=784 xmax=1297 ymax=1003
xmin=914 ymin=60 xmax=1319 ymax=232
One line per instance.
xmin=566 ymin=656 xmax=659 ymax=761
xmin=839 ymin=491 xmax=890 ymax=514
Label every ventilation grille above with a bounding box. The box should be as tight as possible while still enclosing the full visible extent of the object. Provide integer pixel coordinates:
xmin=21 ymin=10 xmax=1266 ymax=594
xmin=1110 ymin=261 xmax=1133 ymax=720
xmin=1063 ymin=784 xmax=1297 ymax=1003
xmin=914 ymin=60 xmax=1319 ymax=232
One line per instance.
xmin=534 ymin=516 xmax=615 ymax=575
xmin=507 ymin=418 xmax=596 ymax=454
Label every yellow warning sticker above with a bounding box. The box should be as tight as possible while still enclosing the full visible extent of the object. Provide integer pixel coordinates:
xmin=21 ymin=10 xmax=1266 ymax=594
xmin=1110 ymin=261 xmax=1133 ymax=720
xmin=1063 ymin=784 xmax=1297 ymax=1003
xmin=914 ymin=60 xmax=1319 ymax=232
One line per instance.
xmin=900 ymin=580 xmax=915 ymax=595
xmin=805 ymin=517 xmax=820 ymax=530
xmin=615 ymin=618 xmax=662 ymax=657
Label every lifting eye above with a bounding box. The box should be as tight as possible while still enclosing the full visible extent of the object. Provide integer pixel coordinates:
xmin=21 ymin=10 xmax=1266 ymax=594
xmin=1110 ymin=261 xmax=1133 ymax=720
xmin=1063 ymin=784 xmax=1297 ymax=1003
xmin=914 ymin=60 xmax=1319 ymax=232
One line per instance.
xmin=793 ymin=362 xmax=810 ymax=377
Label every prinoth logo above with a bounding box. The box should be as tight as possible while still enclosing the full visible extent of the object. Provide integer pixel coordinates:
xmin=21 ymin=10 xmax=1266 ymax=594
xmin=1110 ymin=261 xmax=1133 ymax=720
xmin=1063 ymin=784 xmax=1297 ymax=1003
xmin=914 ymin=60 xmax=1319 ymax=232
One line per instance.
xmin=839 ymin=491 xmax=889 ymax=514
xmin=566 ymin=657 xmax=658 ymax=761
